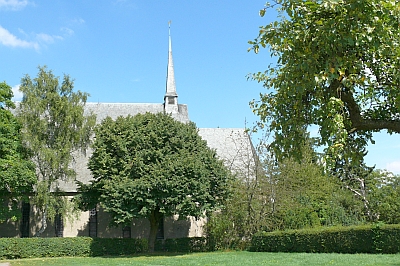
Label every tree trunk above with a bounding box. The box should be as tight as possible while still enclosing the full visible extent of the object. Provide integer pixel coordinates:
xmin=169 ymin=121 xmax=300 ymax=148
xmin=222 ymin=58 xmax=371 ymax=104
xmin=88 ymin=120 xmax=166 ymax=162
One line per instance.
xmin=34 ymin=209 xmax=47 ymax=237
xmin=148 ymin=208 xmax=162 ymax=252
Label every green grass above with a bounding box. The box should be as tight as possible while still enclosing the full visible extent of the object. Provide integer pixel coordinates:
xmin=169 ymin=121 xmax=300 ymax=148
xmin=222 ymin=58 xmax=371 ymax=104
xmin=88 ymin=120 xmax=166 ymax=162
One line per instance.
xmin=4 ymin=252 xmax=400 ymax=266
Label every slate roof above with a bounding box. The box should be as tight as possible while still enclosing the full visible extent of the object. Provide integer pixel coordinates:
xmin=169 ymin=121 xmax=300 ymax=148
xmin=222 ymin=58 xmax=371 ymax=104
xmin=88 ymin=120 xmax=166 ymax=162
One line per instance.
xmin=198 ymin=128 xmax=257 ymax=179
xmin=84 ymin=102 xmax=189 ymax=123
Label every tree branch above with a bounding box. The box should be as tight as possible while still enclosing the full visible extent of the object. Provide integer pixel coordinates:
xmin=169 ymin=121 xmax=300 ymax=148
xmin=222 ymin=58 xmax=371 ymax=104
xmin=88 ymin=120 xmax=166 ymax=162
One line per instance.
xmin=341 ymin=90 xmax=400 ymax=133
xmin=329 ymin=80 xmax=400 ymax=133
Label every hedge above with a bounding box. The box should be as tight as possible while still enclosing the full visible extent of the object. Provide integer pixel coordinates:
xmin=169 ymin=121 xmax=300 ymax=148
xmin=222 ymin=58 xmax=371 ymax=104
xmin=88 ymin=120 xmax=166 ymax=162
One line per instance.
xmin=155 ymin=237 xmax=209 ymax=252
xmin=250 ymin=224 xmax=400 ymax=254
xmin=0 ymin=237 xmax=147 ymax=259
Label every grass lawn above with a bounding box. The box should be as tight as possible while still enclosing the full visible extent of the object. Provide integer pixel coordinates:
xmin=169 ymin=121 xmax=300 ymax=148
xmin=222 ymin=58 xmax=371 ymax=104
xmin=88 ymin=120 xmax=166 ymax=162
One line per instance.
xmin=4 ymin=251 xmax=400 ymax=266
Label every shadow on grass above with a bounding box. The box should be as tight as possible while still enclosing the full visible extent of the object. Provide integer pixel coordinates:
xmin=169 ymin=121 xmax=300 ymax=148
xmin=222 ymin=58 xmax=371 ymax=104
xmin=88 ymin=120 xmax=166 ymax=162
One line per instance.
xmin=94 ymin=251 xmax=197 ymax=258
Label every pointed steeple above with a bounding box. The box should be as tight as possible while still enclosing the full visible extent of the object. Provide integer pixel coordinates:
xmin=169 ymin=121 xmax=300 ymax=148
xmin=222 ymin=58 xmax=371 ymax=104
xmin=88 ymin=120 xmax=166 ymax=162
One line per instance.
xmin=164 ymin=21 xmax=179 ymax=114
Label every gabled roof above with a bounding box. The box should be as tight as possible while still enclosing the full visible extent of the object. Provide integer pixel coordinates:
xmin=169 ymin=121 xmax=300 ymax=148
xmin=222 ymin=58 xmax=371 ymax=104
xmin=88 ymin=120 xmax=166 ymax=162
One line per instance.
xmin=198 ymin=128 xmax=257 ymax=179
xmin=84 ymin=102 xmax=189 ymax=123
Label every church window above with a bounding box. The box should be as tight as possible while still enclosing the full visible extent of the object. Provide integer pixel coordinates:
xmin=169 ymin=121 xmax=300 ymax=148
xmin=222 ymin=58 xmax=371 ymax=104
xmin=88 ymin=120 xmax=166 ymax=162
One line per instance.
xmin=55 ymin=213 xmax=64 ymax=237
xmin=122 ymin=226 xmax=131 ymax=238
xmin=89 ymin=208 xmax=97 ymax=237
xmin=156 ymin=217 xmax=164 ymax=239
xmin=20 ymin=202 xmax=30 ymax=238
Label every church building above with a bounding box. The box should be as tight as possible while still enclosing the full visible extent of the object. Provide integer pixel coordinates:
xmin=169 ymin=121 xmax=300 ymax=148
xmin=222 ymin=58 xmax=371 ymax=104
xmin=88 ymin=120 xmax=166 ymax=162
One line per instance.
xmin=0 ymin=27 xmax=256 ymax=239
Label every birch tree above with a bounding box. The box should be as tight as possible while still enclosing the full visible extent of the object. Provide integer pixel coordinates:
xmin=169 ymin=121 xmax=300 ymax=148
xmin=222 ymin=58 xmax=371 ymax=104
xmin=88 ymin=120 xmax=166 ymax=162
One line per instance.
xmin=17 ymin=66 xmax=96 ymax=235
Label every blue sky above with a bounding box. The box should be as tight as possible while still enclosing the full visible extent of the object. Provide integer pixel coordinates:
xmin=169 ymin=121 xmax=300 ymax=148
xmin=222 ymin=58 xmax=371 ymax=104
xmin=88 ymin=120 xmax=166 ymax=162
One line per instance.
xmin=1 ymin=0 xmax=399 ymax=174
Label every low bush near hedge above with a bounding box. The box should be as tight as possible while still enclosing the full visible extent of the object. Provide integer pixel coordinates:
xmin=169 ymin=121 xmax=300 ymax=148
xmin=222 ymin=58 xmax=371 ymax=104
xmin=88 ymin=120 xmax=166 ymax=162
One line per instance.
xmin=250 ymin=224 xmax=400 ymax=254
xmin=155 ymin=237 xmax=209 ymax=252
xmin=90 ymin=238 xmax=148 ymax=256
xmin=0 ymin=237 xmax=147 ymax=259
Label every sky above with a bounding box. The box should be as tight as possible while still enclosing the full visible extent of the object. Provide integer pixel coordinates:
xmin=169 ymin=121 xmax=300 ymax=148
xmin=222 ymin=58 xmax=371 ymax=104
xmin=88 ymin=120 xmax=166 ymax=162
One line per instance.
xmin=1 ymin=0 xmax=399 ymax=174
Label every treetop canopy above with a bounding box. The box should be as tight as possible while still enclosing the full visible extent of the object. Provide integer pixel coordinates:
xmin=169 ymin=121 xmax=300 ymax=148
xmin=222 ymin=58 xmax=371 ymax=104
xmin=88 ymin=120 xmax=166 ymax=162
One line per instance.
xmin=249 ymin=0 xmax=400 ymax=166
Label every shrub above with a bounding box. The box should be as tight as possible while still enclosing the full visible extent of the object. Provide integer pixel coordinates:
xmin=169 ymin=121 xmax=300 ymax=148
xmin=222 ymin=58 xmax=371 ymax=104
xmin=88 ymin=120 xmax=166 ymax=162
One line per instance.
xmin=155 ymin=237 xmax=208 ymax=252
xmin=0 ymin=237 xmax=148 ymax=259
xmin=250 ymin=224 xmax=400 ymax=254
xmin=90 ymin=238 xmax=148 ymax=256
xmin=0 ymin=237 xmax=92 ymax=259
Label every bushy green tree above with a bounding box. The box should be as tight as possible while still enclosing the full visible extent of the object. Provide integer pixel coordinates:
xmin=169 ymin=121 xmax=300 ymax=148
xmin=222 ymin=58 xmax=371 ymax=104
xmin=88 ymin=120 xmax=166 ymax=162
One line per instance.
xmin=249 ymin=0 xmax=400 ymax=167
xmin=77 ymin=112 xmax=230 ymax=252
xmin=274 ymin=148 xmax=365 ymax=229
xmin=17 ymin=66 xmax=96 ymax=235
xmin=369 ymin=170 xmax=400 ymax=224
xmin=0 ymin=82 xmax=36 ymax=223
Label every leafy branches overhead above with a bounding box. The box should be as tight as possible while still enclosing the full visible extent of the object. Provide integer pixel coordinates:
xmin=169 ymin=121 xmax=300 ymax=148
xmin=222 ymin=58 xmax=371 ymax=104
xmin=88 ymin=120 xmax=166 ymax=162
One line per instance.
xmin=249 ymin=0 xmax=400 ymax=165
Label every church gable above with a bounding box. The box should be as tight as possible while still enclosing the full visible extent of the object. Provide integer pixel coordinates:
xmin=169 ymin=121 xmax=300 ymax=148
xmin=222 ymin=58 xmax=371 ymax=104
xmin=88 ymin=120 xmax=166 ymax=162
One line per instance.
xmin=198 ymin=128 xmax=257 ymax=179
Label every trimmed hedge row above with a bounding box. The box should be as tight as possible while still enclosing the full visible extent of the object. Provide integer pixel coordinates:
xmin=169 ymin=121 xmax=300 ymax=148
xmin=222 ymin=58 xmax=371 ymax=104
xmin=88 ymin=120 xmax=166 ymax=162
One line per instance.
xmin=250 ymin=224 xmax=400 ymax=254
xmin=0 ymin=237 xmax=148 ymax=259
xmin=155 ymin=237 xmax=209 ymax=252
xmin=90 ymin=238 xmax=148 ymax=256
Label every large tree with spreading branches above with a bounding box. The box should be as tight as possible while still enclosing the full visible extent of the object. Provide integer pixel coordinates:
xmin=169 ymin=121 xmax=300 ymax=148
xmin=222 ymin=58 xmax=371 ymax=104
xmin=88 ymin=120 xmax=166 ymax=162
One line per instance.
xmin=249 ymin=0 xmax=400 ymax=167
xmin=77 ymin=112 xmax=230 ymax=252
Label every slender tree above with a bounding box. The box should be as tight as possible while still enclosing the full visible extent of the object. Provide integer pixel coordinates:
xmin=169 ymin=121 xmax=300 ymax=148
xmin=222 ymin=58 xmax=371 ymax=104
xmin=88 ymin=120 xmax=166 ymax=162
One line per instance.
xmin=0 ymin=82 xmax=36 ymax=223
xmin=17 ymin=66 xmax=96 ymax=236
xmin=77 ymin=112 xmax=230 ymax=252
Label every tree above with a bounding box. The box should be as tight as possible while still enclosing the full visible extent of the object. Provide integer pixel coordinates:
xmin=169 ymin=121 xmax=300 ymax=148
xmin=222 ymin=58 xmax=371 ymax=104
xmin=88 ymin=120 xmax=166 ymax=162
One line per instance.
xmin=332 ymin=156 xmax=376 ymax=220
xmin=0 ymin=82 xmax=36 ymax=223
xmin=274 ymin=144 xmax=365 ymax=229
xmin=206 ymin=137 xmax=365 ymax=248
xmin=249 ymin=0 xmax=400 ymax=166
xmin=369 ymin=170 xmax=400 ymax=224
xmin=17 ymin=66 xmax=96 ymax=236
xmin=77 ymin=112 xmax=230 ymax=252
xmin=206 ymin=137 xmax=270 ymax=250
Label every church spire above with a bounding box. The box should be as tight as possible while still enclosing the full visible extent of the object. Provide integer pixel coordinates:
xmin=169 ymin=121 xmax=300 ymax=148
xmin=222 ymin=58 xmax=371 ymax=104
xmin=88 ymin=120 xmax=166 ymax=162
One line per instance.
xmin=164 ymin=21 xmax=179 ymax=113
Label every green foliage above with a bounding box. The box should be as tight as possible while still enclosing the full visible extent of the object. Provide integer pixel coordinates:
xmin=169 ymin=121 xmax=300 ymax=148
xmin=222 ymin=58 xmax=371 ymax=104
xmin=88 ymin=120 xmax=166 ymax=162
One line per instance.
xmin=369 ymin=170 xmax=400 ymax=224
xmin=0 ymin=237 xmax=91 ymax=259
xmin=206 ymin=140 xmax=365 ymax=250
xmin=269 ymin=144 xmax=365 ymax=229
xmin=250 ymin=224 xmax=400 ymax=254
xmin=206 ymin=179 xmax=254 ymax=250
xmin=0 ymin=237 xmax=147 ymax=259
xmin=155 ymin=237 xmax=208 ymax=252
xmin=90 ymin=238 xmax=148 ymax=256
xmin=0 ymin=82 xmax=36 ymax=223
xmin=77 ymin=112 xmax=230 ymax=251
xmin=205 ymin=138 xmax=276 ymax=251
xmin=17 ymin=66 xmax=96 ymax=231
xmin=249 ymin=0 xmax=400 ymax=167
